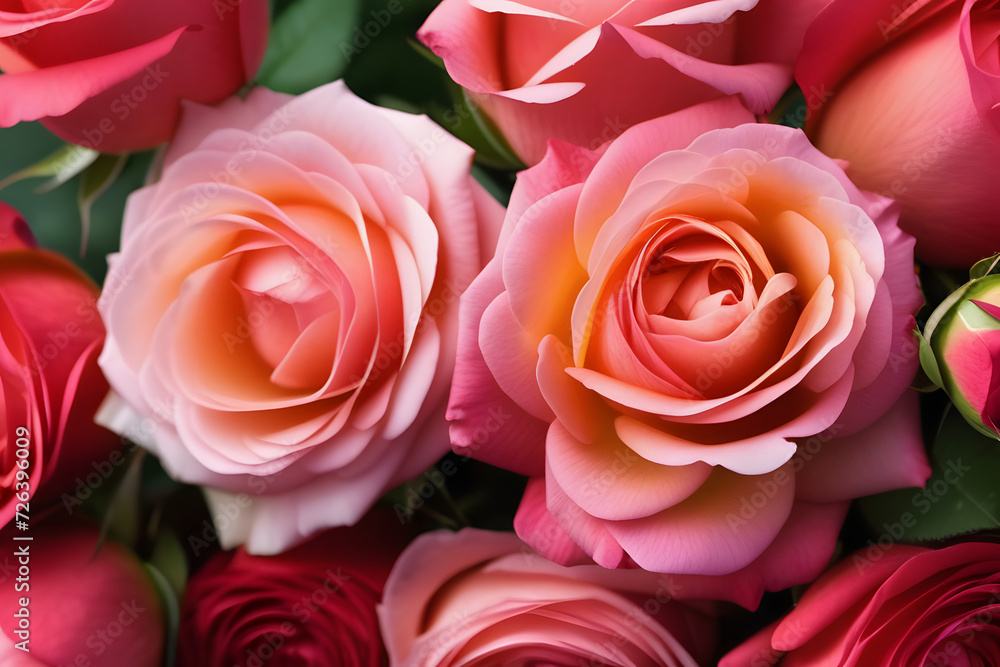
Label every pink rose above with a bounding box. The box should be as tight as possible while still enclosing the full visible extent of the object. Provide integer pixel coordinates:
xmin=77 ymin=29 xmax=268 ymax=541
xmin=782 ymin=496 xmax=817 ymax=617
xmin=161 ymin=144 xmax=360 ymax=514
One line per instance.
xmin=722 ymin=542 xmax=1000 ymax=666
xmin=0 ymin=520 xmax=164 ymax=667
xmin=97 ymin=81 xmax=503 ymax=555
xmin=179 ymin=511 xmax=409 ymax=667
xmin=418 ymin=0 xmax=830 ymax=165
xmin=448 ymin=97 xmax=930 ymax=601
xmin=379 ymin=528 xmax=717 ymax=666
xmin=796 ymin=0 xmax=1000 ymax=267
xmin=0 ymin=203 xmax=119 ymax=528
xmin=0 ymin=0 xmax=269 ymax=153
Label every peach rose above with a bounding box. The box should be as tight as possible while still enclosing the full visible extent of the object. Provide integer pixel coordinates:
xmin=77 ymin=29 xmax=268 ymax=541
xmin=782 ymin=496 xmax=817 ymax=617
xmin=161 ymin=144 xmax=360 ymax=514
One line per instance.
xmin=0 ymin=0 xmax=269 ymax=152
xmin=418 ymin=0 xmax=831 ymax=165
xmin=379 ymin=528 xmax=717 ymax=666
xmin=796 ymin=0 xmax=1000 ymax=267
xmin=97 ymin=81 xmax=503 ymax=554
xmin=448 ymin=97 xmax=930 ymax=601
xmin=722 ymin=542 xmax=1000 ymax=666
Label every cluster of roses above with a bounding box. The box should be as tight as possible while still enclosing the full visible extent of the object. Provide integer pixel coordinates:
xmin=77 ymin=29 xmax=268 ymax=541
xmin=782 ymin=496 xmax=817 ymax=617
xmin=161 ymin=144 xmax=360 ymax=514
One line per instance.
xmin=3 ymin=0 xmax=1000 ymax=665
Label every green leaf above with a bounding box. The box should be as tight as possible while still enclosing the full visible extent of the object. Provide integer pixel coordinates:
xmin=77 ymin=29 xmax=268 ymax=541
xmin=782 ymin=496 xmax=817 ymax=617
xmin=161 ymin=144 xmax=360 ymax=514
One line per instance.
xmin=429 ymin=82 xmax=525 ymax=171
xmin=858 ymin=408 xmax=1000 ymax=542
xmin=768 ymin=85 xmax=808 ymax=130
xmin=0 ymin=143 xmax=98 ymax=193
xmin=149 ymin=530 xmax=188 ymax=602
xmin=143 ymin=563 xmax=180 ymax=667
xmin=96 ymin=449 xmax=146 ymax=550
xmin=917 ymin=328 xmax=944 ymax=389
xmin=256 ymin=0 xmax=360 ymax=94
xmin=77 ymin=152 xmax=128 ymax=256
xmin=970 ymin=254 xmax=1000 ymax=280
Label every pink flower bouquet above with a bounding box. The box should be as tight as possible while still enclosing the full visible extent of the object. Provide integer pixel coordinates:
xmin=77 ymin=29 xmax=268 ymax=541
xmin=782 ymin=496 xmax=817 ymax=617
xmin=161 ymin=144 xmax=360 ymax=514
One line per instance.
xmin=1 ymin=0 xmax=999 ymax=664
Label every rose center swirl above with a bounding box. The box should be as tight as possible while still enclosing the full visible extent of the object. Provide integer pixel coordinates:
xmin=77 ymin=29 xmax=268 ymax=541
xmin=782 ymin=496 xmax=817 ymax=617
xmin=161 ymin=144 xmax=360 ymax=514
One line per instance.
xmin=587 ymin=215 xmax=802 ymax=400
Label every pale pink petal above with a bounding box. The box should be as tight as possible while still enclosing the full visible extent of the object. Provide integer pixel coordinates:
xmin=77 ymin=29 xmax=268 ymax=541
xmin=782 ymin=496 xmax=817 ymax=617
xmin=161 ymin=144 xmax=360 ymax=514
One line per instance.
xmin=613 ymin=24 xmax=790 ymax=113
xmin=574 ymin=96 xmax=755 ymax=262
xmin=606 ymin=464 xmax=795 ymax=574
xmin=547 ymin=419 xmax=712 ymax=521
xmin=480 ymin=293 xmax=553 ymax=421
xmin=614 ymin=414 xmax=797 ymax=475
xmin=529 ymin=464 xmax=629 ymax=569
xmin=164 ymin=87 xmax=293 ymax=168
xmin=447 ymin=262 xmax=547 ymax=476
xmin=795 ymin=390 xmax=930 ymax=503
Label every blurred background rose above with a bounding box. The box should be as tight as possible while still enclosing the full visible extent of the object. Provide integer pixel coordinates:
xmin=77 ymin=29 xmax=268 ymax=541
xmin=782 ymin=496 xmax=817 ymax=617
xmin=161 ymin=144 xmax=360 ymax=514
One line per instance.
xmin=0 ymin=0 xmax=270 ymax=153
xmin=797 ymin=0 xmax=1000 ymax=267
xmin=379 ymin=528 xmax=717 ymax=666
xmin=0 ymin=202 xmax=119 ymax=528
xmin=0 ymin=519 xmax=164 ymax=667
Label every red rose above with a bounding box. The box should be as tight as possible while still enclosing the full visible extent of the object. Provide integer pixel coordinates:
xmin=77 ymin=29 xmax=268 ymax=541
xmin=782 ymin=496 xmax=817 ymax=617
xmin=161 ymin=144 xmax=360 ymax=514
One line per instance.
xmin=0 ymin=202 xmax=119 ymax=528
xmin=179 ymin=512 xmax=410 ymax=666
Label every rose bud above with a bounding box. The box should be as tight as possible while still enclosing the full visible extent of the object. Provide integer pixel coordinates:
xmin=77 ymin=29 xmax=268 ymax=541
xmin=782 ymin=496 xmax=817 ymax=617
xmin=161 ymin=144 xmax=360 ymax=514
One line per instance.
xmin=0 ymin=0 xmax=270 ymax=153
xmin=921 ymin=268 xmax=1000 ymax=438
xmin=0 ymin=520 xmax=164 ymax=667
